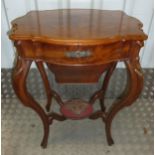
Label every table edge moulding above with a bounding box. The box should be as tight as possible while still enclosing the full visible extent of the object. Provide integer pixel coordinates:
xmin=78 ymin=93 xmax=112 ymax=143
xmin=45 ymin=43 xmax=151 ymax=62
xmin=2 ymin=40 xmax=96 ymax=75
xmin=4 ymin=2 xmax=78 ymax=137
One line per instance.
xmin=8 ymin=9 xmax=148 ymax=148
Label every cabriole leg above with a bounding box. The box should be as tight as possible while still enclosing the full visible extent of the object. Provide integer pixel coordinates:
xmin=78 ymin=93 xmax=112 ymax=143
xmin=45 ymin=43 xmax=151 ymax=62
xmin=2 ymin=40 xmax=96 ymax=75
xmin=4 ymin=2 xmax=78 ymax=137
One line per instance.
xmin=105 ymin=58 xmax=144 ymax=145
xmin=100 ymin=63 xmax=117 ymax=112
xmin=12 ymin=56 xmax=50 ymax=148
xmin=35 ymin=61 xmax=53 ymax=112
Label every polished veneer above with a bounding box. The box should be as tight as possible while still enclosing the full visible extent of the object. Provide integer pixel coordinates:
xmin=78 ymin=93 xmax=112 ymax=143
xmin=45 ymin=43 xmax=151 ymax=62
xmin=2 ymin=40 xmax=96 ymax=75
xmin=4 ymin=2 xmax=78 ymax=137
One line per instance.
xmin=9 ymin=9 xmax=147 ymax=148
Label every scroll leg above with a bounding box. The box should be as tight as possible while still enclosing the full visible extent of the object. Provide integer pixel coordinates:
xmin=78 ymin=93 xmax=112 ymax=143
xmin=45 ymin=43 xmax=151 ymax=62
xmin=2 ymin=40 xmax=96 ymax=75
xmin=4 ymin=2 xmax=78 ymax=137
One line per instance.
xmin=89 ymin=63 xmax=117 ymax=105
xmin=100 ymin=63 xmax=117 ymax=112
xmin=12 ymin=56 xmax=50 ymax=148
xmin=105 ymin=59 xmax=144 ymax=145
xmin=35 ymin=61 xmax=52 ymax=112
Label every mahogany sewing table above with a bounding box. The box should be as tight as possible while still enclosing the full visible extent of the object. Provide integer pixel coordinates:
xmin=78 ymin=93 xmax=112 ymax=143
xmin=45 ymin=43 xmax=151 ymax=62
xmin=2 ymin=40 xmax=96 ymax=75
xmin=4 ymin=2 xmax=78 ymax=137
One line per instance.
xmin=9 ymin=9 xmax=147 ymax=148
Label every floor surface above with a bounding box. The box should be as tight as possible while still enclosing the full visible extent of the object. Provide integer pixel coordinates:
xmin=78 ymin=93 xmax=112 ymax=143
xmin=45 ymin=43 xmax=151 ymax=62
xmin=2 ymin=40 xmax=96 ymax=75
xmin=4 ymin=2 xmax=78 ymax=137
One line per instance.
xmin=2 ymin=98 xmax=153 ymax=155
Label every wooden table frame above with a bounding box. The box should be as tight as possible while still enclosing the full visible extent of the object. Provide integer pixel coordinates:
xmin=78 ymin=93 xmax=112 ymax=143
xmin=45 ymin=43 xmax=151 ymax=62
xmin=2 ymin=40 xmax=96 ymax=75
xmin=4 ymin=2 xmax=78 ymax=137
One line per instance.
xmin=9 ymin=9 xmax=147 ymax=148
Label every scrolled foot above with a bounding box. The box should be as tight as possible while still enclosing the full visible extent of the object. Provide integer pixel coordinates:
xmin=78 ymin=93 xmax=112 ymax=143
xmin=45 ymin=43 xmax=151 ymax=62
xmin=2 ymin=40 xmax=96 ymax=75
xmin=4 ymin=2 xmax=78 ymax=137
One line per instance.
xmin=107 ymin=137 xmax=114 ymax=146
xmin=41 ymin=141 xmax=48 ymax=149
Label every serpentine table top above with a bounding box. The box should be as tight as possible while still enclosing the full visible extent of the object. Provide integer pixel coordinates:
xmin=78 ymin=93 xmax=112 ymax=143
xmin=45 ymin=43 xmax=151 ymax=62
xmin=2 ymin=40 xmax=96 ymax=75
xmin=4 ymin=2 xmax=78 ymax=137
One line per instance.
xmin=9 ymin=9 xmax=147 ymax=45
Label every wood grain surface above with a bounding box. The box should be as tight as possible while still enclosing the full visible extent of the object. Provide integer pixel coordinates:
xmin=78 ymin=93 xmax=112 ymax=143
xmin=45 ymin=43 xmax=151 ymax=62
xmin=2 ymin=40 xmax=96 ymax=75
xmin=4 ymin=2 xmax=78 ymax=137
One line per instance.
xmin=9 ymin=9 xmax=147 ymax=45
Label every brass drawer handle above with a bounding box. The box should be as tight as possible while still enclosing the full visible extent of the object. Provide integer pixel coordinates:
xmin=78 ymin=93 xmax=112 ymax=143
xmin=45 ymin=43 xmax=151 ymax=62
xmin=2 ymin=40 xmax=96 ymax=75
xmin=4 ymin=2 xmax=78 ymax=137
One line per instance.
xmin=66 ymin=50 xmax=92 ymax=58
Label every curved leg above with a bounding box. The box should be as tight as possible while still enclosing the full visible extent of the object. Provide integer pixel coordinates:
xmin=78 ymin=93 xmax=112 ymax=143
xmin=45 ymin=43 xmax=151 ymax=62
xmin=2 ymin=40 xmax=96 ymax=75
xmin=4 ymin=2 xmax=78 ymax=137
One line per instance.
xmin=35 ymin=61 xmax=64 ymax=111
xmin=105 ymin=58 xmax=144 ymax=145
xmin=12 ymin=56 xmax=50 ymax=148
xmin=89 ymin=63 xmax=117 ymax=106
xmin=99 ymin=63 xmax=117 ymax=112
xmin=35 ymin=61 xmax=52 ymax=112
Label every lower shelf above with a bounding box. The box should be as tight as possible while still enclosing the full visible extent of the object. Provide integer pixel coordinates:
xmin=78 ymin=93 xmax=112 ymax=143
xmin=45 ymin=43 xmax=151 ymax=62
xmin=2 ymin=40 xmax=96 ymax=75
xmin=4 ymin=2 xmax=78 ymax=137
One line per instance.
xmin=60 ymin=99 xmax=93 ymax=120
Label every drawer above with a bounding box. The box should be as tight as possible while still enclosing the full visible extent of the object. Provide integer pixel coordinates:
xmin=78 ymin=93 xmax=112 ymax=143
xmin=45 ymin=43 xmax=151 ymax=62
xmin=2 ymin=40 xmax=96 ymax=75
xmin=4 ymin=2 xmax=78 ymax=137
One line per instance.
xmin=16 ymin=41 xmax=130 ymax=83
xmin=18 ymin=41 xmax=130 ymax=66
